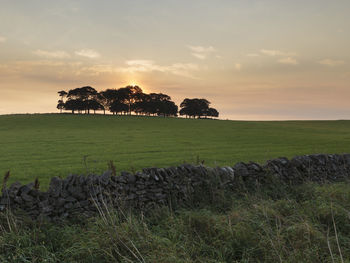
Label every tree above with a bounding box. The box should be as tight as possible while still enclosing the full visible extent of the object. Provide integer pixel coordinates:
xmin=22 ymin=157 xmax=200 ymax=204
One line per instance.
xmin=180 ymin=98 xmax=206 ymax=118
xmin=206 ymin=108 xmax=219 ymax=118
xmin=58 ymin=90 xmax=67 ymax=100
xmin=134 ymin=93 xmax=151 ymax=115
xmin=98 ymin=89 xmax=119 ymax=114
xmin=179 ymin=98 xmax=218 ymax=118
xmin=150 ymin=93 xmax=177 ymax=117
xmin=96 ymin=93 xmax=108 ymax=115
xmin=64 ymin=99 xmax=84 ymax=114
xmin=118 ymin=85 xmax=143 ymax=114
xmin=67 ymin=86 xmax=97 ymax=100
xmin=136 ymin=93 xmax=177 ymax=116
xmin=58 ymin=85 xmax=205 ymax=118
xmin=160 ymin=100 xmax=178 ymax=117
xmin=109 ymin=100 xmax=129 ymax=115
xmin=57 ymin=90 xmax=67 ymax=113
xmin=87 ymin=99 xmax=104 ymax=114
xmin=66 ymin=86 xmax=99 ymax=114
xmin=56 ymin=100 xmax=65 ymax=113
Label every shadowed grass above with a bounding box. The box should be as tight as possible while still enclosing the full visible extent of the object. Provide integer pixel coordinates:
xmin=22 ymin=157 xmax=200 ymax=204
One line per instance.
xmin=0 ymin=181 xmax=349 ymax=262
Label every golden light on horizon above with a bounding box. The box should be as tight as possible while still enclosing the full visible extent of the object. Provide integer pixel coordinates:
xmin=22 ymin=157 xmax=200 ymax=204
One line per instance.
xmin=122 ymin=77 xmax=139 ymax=87
xmin=127 ymin=80 xmax=150 ymax=93
xmin=0 ymin=1 xmax=349 ymax=119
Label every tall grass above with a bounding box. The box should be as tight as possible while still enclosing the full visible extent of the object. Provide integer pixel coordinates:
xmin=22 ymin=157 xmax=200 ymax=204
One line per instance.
xmin=0 ymin=179 xmax=349 ymax=262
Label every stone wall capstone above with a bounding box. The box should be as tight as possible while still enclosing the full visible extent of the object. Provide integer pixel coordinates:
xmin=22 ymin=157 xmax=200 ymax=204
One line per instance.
xmin=1 ymin=153 xmax=350 ymax=221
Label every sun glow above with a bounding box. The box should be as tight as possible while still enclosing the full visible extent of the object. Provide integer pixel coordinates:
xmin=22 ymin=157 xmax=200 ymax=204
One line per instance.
xmin=129 ymin=81 xmax=138 ymax=87
xmin=127 ymin=81 xmax=149 ymax=93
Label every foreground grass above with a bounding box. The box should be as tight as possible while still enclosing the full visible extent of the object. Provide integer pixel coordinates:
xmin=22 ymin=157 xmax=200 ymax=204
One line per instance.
xmin=1 ymin=114 xmax=350 ymax=187
xmin=1 ymin=181 xmax=350 ymax=262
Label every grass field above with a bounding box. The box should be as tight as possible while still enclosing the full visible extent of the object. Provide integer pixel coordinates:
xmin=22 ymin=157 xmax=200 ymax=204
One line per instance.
xmin=1 ymin=114 xmax=350 ymax=187
xmin=1 ymin=114 xmax=350 ymax=262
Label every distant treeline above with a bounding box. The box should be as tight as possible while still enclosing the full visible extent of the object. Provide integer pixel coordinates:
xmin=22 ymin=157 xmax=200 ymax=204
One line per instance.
xmin=57 ymin=86 xmax=219 ymax=119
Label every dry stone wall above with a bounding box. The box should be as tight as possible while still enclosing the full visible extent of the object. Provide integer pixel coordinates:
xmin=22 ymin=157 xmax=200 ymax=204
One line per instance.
xmin=1 ymin=153 xmax=350 ymax=221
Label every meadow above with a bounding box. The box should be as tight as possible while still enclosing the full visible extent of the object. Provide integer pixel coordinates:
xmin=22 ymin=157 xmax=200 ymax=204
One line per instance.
xmin=1 ymin=114 xmax=350 ymax=262
xmin=1 ymin=114 xmax=350 ymax=187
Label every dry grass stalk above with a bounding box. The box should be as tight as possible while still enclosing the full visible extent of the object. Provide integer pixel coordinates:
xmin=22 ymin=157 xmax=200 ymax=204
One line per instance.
xmin=327 ymin=227 xmax=335 ymax=263
xmin=108 ymin=160 xmax=117 ymax=177
xmin=2 ymin=170 xmax=10 ymax=191
xmin=34 ymin=177 xmax=40 ymax=190
xmin=90 ymin=183 xmax=145 ymax=263
xmin=331 ymin=203 xmax=344 ymax=263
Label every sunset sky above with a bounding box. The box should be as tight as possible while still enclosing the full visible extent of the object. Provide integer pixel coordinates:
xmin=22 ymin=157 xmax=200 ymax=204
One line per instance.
xmin=0 ymin=0 xmax=349 ymax=120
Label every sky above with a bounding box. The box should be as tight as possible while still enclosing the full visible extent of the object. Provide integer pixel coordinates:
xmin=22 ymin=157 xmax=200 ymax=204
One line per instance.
xmin=0 ymin=0 xmax=349 ymax=120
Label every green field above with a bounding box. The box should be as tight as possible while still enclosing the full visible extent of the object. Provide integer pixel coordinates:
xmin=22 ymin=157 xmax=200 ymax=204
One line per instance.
xmin=1 ymin=114 xmax=350 ymax=187
xmin=1 ymin=114 xmax=350 ymax=262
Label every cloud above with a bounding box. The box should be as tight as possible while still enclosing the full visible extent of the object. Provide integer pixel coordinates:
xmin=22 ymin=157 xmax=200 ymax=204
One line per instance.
xmin=0 ymin=36 xmax=6 ymax=43
xmin=83 ymin=64 xmax=114 ymax=73
xmin=235 ymin=63 xmax=242 ymax=71
xmin=118 ymin=60 xmax=200 ymax=78
xmin=278 ymin=57 xmax=298 ymax=65
xmin=75 ymin=49 xmax=100 ymax=59
xmin=188 ymin=45 xmax=216 ymax=60
xmin=33 ymin=49 xmax=70 ymax=59
xmin=18 ymin=60 xmax=66 ymax=67
xmin=247 ymin=53 xmax=260 ymax=57
xmin=260 ymin=49 xmax=297 ymax=57
xmin=318 ymin=59 xmax=345 ymax=67
xmin=77 ymin=60 xmax=200 ymax=78
xmin=192 ymin=53 xmax=207 ymax=60
xmin=188 ymin=46 xmax=216 ymax=53
xmin=0 ymin=60 xmax=85 ymax=80
xmin=0 ymin=64 xmax=19 ymax=75
xmin=124 ymin=60 xmax=161 ymax=71
xmin=18 ymin=58 xmax=200 ymax=79
xmin=258 ymin=49 xmax=299 ymax=65
xmin=75 ymin=64 xmax=116 ymax=76
xmin=169 ymin=63 xmax=200 ymax=77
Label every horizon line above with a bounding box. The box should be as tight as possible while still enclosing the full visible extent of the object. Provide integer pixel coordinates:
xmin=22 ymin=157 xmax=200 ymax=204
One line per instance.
xmin=0 ymin=112 xmax=349 ymax=122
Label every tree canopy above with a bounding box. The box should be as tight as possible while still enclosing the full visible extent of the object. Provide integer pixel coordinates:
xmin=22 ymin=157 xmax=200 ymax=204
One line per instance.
xmin=57 ymin=86 xmax=219 ymax=118
xmin=179 ymin=98 xmax=219 ymax=118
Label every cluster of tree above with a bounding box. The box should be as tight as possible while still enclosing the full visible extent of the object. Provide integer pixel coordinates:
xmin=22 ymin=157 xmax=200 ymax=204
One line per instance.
xmin=57 ymin=85 xmax=219 ymax=118
xmin=57 ymin=86 xmax=103 ymax=115
xmin=179 ymin=98 xmax=219 ymax=118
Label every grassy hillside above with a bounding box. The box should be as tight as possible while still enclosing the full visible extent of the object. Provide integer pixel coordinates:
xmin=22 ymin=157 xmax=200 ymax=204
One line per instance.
xmin=1 ymin=114 xmax=350 ymax=262
xmin=1 ymin=114 xmax=350 ymax=187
